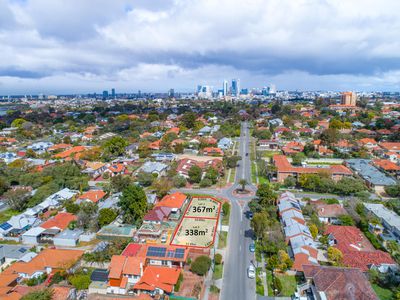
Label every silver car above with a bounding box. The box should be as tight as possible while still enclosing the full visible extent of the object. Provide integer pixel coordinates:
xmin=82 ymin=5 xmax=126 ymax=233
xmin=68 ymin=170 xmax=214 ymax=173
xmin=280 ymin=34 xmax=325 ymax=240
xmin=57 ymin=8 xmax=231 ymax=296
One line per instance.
xmin=247 ymin=265 xmax=255 ymax=279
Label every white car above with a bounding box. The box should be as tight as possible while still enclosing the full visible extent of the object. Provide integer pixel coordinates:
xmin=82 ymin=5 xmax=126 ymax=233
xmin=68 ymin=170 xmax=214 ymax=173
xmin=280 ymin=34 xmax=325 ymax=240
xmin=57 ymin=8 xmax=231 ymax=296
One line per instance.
xmin=247 ymin=265 xmax=255 ymax=279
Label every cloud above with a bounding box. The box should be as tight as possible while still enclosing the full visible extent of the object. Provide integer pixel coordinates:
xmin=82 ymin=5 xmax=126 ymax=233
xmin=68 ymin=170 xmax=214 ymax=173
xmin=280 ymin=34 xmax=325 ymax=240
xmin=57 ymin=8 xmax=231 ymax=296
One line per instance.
xmin=1 ymin=0 xmax=400 ymax=93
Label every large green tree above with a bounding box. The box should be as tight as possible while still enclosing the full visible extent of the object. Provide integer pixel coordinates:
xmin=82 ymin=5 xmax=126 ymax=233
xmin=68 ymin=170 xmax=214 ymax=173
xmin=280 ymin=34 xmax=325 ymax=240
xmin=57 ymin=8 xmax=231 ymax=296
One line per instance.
xmin=118 ymin=185 xmax=148 ymax=225
xmin=188 ymin=165 xmax=202 ymax=183
xmin=102 ymin=136 xmax=128 ymax=158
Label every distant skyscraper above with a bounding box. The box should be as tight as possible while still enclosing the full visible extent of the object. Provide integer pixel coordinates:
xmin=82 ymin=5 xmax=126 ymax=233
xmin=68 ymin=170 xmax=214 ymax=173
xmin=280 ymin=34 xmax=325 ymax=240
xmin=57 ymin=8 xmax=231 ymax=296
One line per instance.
xmin=168 ymin=88 xmax=175 ymax=97
xmin=231 ymin=79 xmax=240 ymax=97
xmin=223 ymin=80 xmax=228 ymax=96
xmin=262 ymin=87 xmax=270 ymax=96
xmin=269 ymin=84 xmax=277 ymax=94
xmin=102 ymin=90 xmax=109 ymax=99
xmin=341 ymin=92 xmax=357 ymax=106
xmin=198 ymin=85 xmax=213 ymax=99
xmin=111 ymin=88 xmax=115 ymax=98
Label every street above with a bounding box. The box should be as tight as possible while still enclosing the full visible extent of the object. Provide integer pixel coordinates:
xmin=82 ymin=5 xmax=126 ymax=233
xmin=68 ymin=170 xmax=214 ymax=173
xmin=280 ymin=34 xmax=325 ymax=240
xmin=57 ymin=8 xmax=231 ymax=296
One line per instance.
xmin=220 ymin=121 xmax=256 ymax=300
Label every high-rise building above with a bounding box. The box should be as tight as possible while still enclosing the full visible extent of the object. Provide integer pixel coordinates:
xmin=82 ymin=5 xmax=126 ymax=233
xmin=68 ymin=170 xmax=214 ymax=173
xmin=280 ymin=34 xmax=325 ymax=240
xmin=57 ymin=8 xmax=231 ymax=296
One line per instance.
xmin=168 ymin=88 xmax=175 ymax=98
xmin=269 ymin=84 xmax=277 ymax=94
xmin=102 ymin=90 xmax=109 ymax=100
xmin=231 ymin=79 xmax=240 ymax=97
xmin=223 ymin=80 xmax=228 ymax=96
xmin=111 ymin=88 xmax=116 ymax=98
xmin=262 ymin=87 xmax=270 ymax=96
xmin=197 ymin=85 xmax=213 ymax=99
xmin=341 ymin=92 xmax=357 ymax=106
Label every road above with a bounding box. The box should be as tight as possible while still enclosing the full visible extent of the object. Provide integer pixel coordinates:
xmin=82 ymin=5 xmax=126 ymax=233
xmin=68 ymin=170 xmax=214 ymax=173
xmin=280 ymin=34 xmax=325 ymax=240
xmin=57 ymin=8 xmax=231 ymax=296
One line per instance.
xmin=174 ymin=121 xmax=257 ymax=300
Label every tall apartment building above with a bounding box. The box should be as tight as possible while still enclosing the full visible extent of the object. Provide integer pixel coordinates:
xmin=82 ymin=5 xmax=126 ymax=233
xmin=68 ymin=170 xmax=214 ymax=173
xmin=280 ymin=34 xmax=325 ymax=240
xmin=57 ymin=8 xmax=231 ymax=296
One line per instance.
xmin=341 ymin=91 xmax=357 ymax=106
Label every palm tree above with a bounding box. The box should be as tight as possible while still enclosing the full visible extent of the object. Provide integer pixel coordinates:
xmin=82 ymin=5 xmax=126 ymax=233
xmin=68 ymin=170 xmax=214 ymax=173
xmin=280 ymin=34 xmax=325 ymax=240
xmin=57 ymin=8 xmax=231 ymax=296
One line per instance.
xmin=239 ymin=179 xmax=247 ymax=191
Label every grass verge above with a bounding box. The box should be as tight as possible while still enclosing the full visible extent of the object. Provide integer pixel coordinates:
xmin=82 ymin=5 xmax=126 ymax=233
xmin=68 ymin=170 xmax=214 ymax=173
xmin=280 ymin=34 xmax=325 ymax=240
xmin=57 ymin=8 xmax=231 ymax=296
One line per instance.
xmin=218 ymin=231 xmax=228 ymax=249
xmin=0 ymin=209 xmax=19 ymax=223
xmin=372 ymin=284 xmax=393 ymax=300
xmin=212 ymin=264 xmax=223 ymax=280
xmin=256 ymin=267 xmax=265 ymax=296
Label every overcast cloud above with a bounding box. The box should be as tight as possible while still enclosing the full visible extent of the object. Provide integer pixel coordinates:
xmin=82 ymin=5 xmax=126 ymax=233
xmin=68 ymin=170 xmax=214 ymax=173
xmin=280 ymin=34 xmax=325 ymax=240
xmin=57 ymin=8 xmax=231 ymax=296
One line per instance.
xmin=1 ymin=0 xmax=400 ymax=94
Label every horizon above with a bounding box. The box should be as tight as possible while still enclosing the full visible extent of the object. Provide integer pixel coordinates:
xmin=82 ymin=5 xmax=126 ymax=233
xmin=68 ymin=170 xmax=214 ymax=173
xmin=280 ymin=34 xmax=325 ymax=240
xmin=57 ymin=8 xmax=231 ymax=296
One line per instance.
xmin=1 ymin=0 xmax=400 ymax=93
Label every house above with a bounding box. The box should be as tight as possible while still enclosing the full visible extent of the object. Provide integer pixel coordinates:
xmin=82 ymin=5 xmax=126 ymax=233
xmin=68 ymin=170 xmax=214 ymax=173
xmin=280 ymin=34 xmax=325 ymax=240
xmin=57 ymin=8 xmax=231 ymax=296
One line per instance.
xmin=134 ymin=266 xmax=181 ymax=296
xmin=151 ymin=153 xmax=176 ymax=162
xmin=77 ymin=190 xmax=107 ymax=204
xmin=269 ymin=118 xmax=284 ymax=127
xmin=380 ymin=142 xmax=400 ymax=153
xmin=54 ymin=146 xmax=86 ymax=159
xmin=0 ymin=214 xmax=39 ymax=240
xmin=277 ymin=192 xmax=319 ymax=272
xmin=358 ymin=138 xmax=378 ymax=150
xmin=2 ymin=248 xmax=83 ymax=279
xmin=53 ymin=229 xmax=84 ymax=247
xmin=203 ymin=147 xmax=224 ymax=156
xmin=273 ymin=155 xmax=353 ymax=183
xmin=139 ymin=161 xmax=168 ymax=177
xmin=325 ymin=225 xmax=397 ymax=272
xmin=176 ymin=158 xmax=223 ymax=179
xmin=346 ymin=159 xmax=397 ymax=194
xmin=40 ymin=212 xmax=77 ymax=230
xmin=364 ymin=203 xmax=400 ymax=244
xmin=217 ymin=137 xmax=233 ymax=150
xmin=373 ymin=159 xmax=400 ymax=177
xmin=155 ymin=192 xmax=188 ymax=213
xmin=301 ymin=265 xmax=378 ymax=300
xmin=257 ymin=139 xmax=280 ymax=150
xmin=0 ymin=245 xmax=36 ymax=269
xmin=314 ymin=203 xmax=348 ymax=224
xmin=27 ymin=141 xmax=53 ymax=152
xmin=148 ymin=140 xmax=161 ymax=150
xmin=107 ymin=255 xmax=145 ymax=294
xmin=47 ymin=143 xmax=72 ymax=152
xmin=143 ymin=207 xmax=172 ymax=224
xmin=282 ymin=141 xmax=304 ymax=155
xmin=125 ymin=143 xmax=139 ymax=157
xmin=105 ymin=163 xmax=126 ymax=177
xmin=82 ymin=162 xmax=107 ymax=178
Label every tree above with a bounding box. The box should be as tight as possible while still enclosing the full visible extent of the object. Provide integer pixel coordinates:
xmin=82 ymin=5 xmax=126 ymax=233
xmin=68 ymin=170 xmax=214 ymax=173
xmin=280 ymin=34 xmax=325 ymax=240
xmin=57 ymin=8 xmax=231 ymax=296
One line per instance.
xmin=0 ymin=176 xmax=9 ymax=196
xmin=338 ymin=215 xmax=354 ymax=226
xmin=190 ymin=255 xmax=212 ymax=276
xmin=205 ymin=167 xmax=219 ymax=184
xmin=3 ymin=188 xmax=29 ymax=211
xmin=65 ymin=200 xmax=80 ymax=214
xmin=77 ymin=202 xmax=98 ymax=230
xmin=21 ymin=289 xmax=53 ymax=300
xmin=291 ymin=152 xmax=306 ymax=166
xmin=152 ymin=177 xmax=173 ymax=198
xmin=251 ymin=212 xmax=268 ymax=240
xmin=102 ymin=136 xmax=128 ymax=158
xmin=11 ymin=118 xmax=27 ymax=128
xmin=188 ymin=165 xmax=202 ymax=183
xmin=69 ymin=274 xmax=91 ymax=290
xmin=239 ymin=179 xmax=247 ymax=191
xmin=214 ymin=253 xmax=223 ymax=265
xmin=222 ymin=202 xmax=230 ymax=217
xmin=320 ymin=128 xmax=339 ymax=145
xmin=256 ymin=183 xmax=277 ymax=207
xmin=283 ymin=176 xmax=296 ymax=188
xmin=98 ymin=208 xmax=118 ymax=227
xmin=277 ymin=250 xmax=293 ymax=271
xmin=385 ymin=184 xmax=400 ymax=197
xmin=200 ymin=178 xmax=212 ymax=187
xmin=335 ymin=177 xmax=365 ymax=195
xmin=110 ymin=175 xmax=132 ymax=192
xmin=224 ymin=156 xmax=241 ymax=168
xmin=181 ymin=111 xmax=197 ymax=129
xmin=137 ymin=171 xmax=155 ymax=187
xmin=309 ymin=223 xmax=318 ymax=239
xmin=172 ymin=175 xmax=187 ymax=188
xmin=118 ymin=185 xmax=148 ymax=225
xmin=327 ymin=246 xmax=343 ymax=266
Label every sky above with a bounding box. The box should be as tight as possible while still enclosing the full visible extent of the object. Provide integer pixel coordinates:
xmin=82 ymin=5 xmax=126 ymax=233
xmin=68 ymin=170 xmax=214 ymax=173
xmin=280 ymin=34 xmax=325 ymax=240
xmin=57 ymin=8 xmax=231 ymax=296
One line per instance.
xmin=1 ymin=0 xmax=400 ymax=94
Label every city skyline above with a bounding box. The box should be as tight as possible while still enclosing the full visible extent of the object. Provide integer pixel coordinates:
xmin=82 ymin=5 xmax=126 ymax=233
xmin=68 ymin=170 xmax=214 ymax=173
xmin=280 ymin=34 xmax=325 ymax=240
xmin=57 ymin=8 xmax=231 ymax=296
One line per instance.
xmin=1 ymin=0 xmax=400 ymax=94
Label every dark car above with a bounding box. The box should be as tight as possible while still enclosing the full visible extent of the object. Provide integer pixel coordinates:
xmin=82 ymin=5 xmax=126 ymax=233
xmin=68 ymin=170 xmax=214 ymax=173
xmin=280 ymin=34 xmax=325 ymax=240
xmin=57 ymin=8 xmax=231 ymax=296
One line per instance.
xmin=246 ymin=153 xmax=248 ymax=156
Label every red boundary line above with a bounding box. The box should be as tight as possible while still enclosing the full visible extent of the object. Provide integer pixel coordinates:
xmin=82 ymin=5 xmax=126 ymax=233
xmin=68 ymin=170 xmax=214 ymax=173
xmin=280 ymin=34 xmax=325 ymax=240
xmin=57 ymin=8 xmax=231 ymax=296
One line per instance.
xmin=170 ymin=196 xmax=222 ymax=249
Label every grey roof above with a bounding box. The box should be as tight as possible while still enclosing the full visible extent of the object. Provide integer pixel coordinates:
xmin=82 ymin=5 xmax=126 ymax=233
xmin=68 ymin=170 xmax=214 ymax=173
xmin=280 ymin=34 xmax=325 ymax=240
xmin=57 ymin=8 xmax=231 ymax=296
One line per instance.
xmin=346 ymin=159 xmax=397 ymax=186
xmin=54 ymin=229 xmax=83 ymax=240
xmin=284 ymin=222 xmax=312 ymax=239
xmin=364 ymin=203 xmax=400 ymax=230
xmin=0 ymin=245 xmax=31 ymax=260
xmin=140 ymin=161 xmax=168 ymax=173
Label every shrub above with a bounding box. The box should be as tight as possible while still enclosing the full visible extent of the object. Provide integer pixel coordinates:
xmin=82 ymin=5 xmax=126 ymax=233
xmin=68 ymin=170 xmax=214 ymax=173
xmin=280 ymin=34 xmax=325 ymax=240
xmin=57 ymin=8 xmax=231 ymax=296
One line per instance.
xmin=214 ymin=253 xmax=223 ymax=265
xmin=69 ymin=274 xmax=91 ymax=290
xmin=174 ymin=273 xmax=183 ymax=292
xmin=190 ymin=255 xmax=212 ymax=276
xmin=200 ymin=178 xmax=212 ymax=188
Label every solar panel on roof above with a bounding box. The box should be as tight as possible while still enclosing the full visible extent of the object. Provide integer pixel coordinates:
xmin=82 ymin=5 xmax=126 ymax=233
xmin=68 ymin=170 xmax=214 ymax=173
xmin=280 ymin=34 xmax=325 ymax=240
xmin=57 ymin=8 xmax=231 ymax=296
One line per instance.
xmin=147 ymin=246 xmax=166 ymax=257
xmin=167 ymin=250 xmax=175 ymax=258
xmin=0 ymin=223 xmax=11 ymax=230
xmin=18 ymin=248 xmax=27 ymax=253
xmin=175 ymin=248 xmax=185 ymax=259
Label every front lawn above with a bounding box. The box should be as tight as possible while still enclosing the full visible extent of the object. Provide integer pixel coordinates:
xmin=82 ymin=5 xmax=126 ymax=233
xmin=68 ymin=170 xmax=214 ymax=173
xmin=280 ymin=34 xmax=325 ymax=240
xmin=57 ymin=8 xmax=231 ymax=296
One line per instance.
xmin=372 ymin=284 xmax=393 ymax=300
xmin=276 ymin=274 xmax=297 ymax=297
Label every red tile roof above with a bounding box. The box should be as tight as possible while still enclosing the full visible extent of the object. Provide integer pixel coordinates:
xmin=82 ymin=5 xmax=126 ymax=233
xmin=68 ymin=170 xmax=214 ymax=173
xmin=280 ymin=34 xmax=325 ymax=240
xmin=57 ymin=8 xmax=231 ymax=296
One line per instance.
xmin=40 ymin=212 xmax=77 ymax=230
xmin=134 ymin=266 xmax=181 ymax=293
xmin=155 ymin=192 xmax=187 ymax=209
xmin=78 ymin=190 xmax=106 ymax=203
xmin=373 ymin=159 xmax=400 ymax=171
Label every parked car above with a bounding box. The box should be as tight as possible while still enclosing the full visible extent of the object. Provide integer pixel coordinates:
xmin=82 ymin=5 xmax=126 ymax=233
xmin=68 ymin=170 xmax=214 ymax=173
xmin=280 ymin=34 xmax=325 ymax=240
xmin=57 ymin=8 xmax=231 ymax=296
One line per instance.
xmin=247 ymin=265 xmax=255 ymax=279
xmin=249 ymin=243 xmax=255 ymax=253
xmin=248 ymin=211 xmax=253 ymax=219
